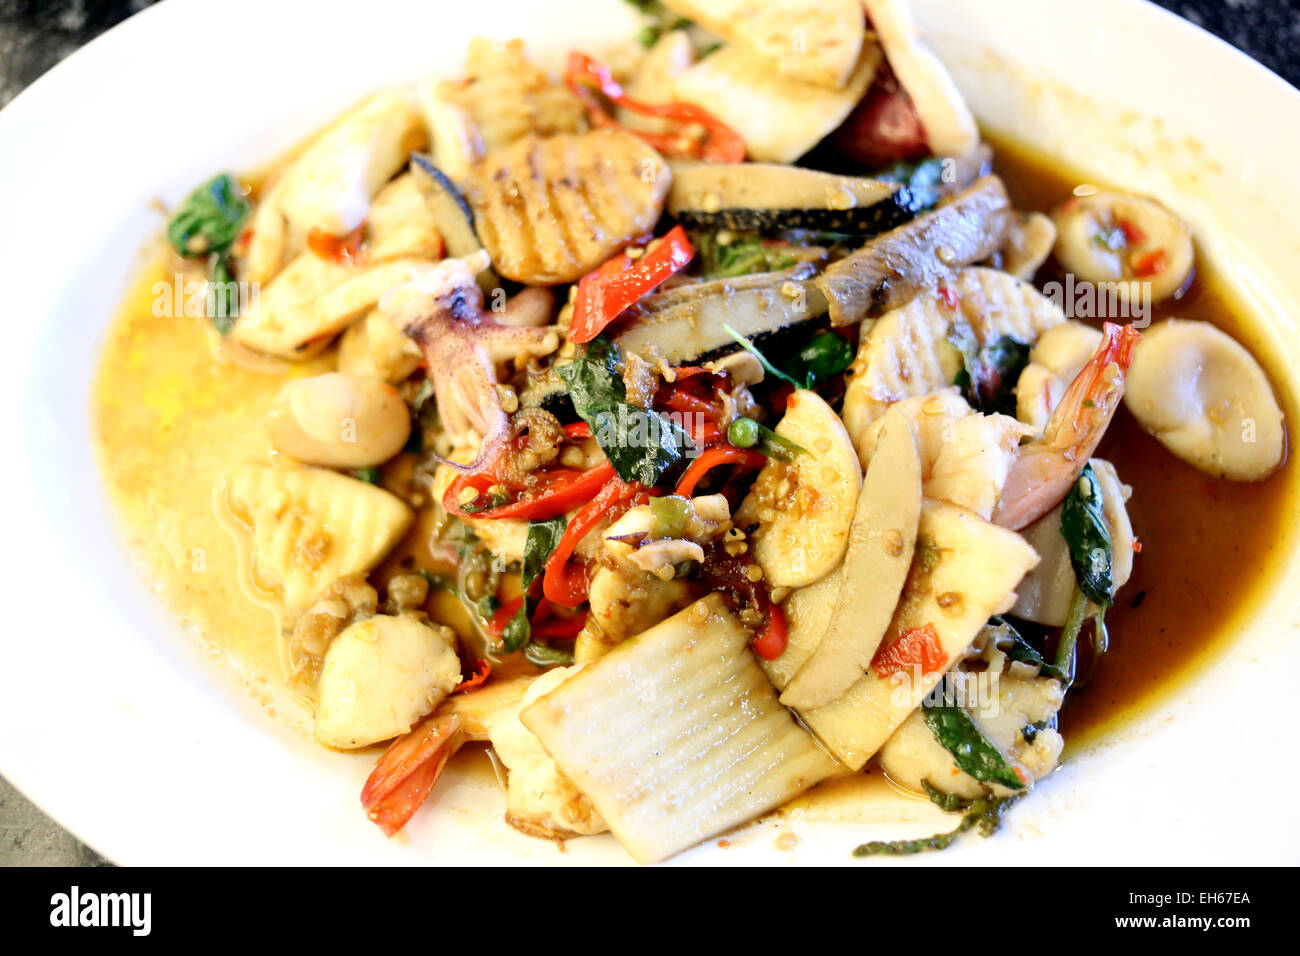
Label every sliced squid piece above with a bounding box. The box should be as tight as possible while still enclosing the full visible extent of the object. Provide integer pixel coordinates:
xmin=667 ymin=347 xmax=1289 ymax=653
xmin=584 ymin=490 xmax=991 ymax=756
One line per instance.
xmin=1052 ymin=191 xmax=1194 ymax=304
xmin=671 ymin=41 xmax=881 ymax=163
xmin=661 ymin=0 xmax=864 ymax=89
xmin=314 ymin=614 xmax=461 ymax=750
xmin=1015 ymin=320 xmax=1104 ymax=437
xmin=214 ymin=463 xmax=413 ymax=612
xmin=233 ymin=256 xmax=435 ymax=358
xmin=1124 ymin=319 xmax=1285 ymax=480
xmin=879 ymin=623 xmax=1065 ymax=800
xmin=841 ymin=266 xmax=1066 ymax=458
xmin=485 ymin=665 xmax=608 ymax=839
xmin=779 ymin=498 xmax=1040 ymax=770
xmin=1011 ymin=457 xmax=1135 ymax=627
xmin=246 ymin=92 xmax=426 ymax=283
xmin=465 ymin=129 xmax=671 ymax=284
xmin=575 ymin=568 xmax=696 ymax=663
xmin=364 ymin=173 xmax=446 ymax=263
xmin=521 ymin=596 xmax=840 ymax=863
xmin=735 ymin=390 xmax=863 ymax=588
xmin=337 ymin=308 xmax=422 ymax=384
xmin=861 ymin=0 xmax=979 ymax=157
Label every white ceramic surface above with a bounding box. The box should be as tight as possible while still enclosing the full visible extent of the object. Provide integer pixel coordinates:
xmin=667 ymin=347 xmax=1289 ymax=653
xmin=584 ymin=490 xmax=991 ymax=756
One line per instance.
xmin=1 ymin=0 xmax=1298 ymax=865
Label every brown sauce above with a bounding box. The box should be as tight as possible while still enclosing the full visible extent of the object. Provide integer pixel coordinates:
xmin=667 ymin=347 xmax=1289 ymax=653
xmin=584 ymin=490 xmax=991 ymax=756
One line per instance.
xmin=988 ymin=131 xmax=1300 ymax=747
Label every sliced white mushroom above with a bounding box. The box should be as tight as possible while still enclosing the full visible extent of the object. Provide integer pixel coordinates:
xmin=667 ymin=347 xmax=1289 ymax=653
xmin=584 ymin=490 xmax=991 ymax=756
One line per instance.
xmin=1015 ymin=320 xmax=1104 ymax=436
xmin=314 ymin=613 xmax=461 ymax=749
xmin=780 ymin=407 xmax=921 ymax=710
xmin=735 ymin=390 xmax=863 ymax=588
xmin=1052 ymin=191 xmax=1194 ymax=304
xmin=266 ymin=373 xmax=411 ymax=469
xmin=1125 ymin=319 xmax=1285 ymax=480
xmin=861 ymin=0 xmax=979 ymax=157
xmin=1011 ymin=457 xmax=1135 ymax=627
xmin=214 ymin=463 xmax=413 ymax=611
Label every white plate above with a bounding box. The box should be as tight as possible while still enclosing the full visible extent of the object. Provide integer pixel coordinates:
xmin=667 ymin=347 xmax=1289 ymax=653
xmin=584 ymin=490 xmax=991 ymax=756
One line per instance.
xmin=2 ymin=0 xmax=1299 ymax=865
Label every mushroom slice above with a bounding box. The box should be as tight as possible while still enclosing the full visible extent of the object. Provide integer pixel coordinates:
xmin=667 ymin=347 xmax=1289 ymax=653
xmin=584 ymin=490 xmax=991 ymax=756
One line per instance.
xmin=214 ymin=463 xmax=413 ymax=612
xmin=1015 ymin=320 xmax=1103 ymax=437
xmin=265 ymin=372 xmax=411 ymax=469
xmin=780 ymin=407 xmax=922 ymax=710
xmin=735 ymin=390 xmax=863 ymax=588
xmin=1052 ymin=191 xmax=1194 ymax=304
xmin=465 ymin=129 xmax=671 ymax=284
xmin=1124 ymin=319 xmax=1285 ymax=480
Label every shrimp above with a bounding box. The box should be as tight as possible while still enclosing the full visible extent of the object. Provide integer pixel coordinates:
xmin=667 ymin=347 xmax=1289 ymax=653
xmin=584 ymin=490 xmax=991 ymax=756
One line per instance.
xmin=992 ymin=322 xmax=1142 ymax=531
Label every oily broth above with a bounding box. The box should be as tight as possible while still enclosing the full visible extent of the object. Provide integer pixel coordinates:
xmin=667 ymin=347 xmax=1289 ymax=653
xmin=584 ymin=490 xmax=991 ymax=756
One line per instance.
xmin=91 ymin=131 xmax=1299 ymax=832
xmin=988 ymin=131 xmax=1300 ymax=746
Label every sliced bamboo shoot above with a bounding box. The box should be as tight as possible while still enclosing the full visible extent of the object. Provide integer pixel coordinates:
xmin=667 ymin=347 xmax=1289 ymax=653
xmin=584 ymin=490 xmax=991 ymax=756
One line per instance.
xmin=780 ymin=407 xmax=921 ymax=709
xmin=521 ymin=595 xmax=841 ymax=863
xmin=793 ymin=498 xmax=1039 ymax=770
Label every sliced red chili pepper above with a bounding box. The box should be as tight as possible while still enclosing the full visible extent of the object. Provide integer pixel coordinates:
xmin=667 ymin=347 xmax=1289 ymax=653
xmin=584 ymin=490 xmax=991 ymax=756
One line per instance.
xmin=1132 ymin=248 xmax=1168 ymax=277
xmin=871 ymin=623 xmax=946 ymax=679
xmin=453 ymin=658 xmax=492 ymax=694
xmin=566 ymin=52 xmax=746 ymax=163
xmin=542 ymin=478 xmax=646 ymax=607
xmin=487 ymin=596 xmax=525 ymax=637
xmin=661 ymin=388 xmax=719 ymax=419
xmin=530 ymin=607 xmax=588 ymax=641
xmin=752 ymin=602 xmax=788 ymax=660
xmin=674 ymin=446 xmax=767 ymax=498
xmin=1118 ymin=218 xmax=1147 ymax=245
xmin=307 ymin=222 xmax=367 ymax=264
xmin=563 ymin=421 xmax=593 ymax=440
xmin=569 ymin=225 xmax=695 ymax=343
xmin=444 ymin=461 xmax=617 ymax=521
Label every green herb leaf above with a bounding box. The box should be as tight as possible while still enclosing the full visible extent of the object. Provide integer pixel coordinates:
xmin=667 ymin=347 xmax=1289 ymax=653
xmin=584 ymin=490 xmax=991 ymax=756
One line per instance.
xmin=556 ymin=338 xmax=694 ymax=487
xmin=524 ymin=642 xmax=576 ymax=666
xmin=698 ymin=233 xmax=797 ymax=279
xmin=1060 ymin=463 xmax=1113 ymax=607
xmin=502 ymin=517 xmax=568 ymax=652
xmin=989 ymin=616 xmax=1068 ymax=682
xmin=947 ymin=321 xmax=1031 ymax=415
xmin=208 ymin=256 xmax=239 ymax=335
xmin=351 ymin=466 xmax=383 ymax=485
xmin=785 ymin=331 xmax=854 ymax=388
xmin=922 ymin=697 xmax=1026 ymax=791
xmin=853 ymin=792 xmax=1021 ymax=857
xmin=167 ymin=174 xmax=250 ymax=258
xmin=921 ymin=779 xmax=974 ymax=813
xmin=723 ymin=325 xmax=803 ymax=388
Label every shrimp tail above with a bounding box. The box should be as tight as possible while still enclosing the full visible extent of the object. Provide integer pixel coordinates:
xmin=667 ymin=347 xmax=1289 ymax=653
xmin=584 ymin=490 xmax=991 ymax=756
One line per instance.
xmin=361 ymin=712 xmax=465 ymax=837
xmin=994 ymin=322 xmax=1141 ymax=530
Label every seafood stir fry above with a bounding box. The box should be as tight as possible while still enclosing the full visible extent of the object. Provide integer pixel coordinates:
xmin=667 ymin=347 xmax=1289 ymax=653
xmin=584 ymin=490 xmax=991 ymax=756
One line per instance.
xmin=129 ymin=0 xmax=1287 ymax=863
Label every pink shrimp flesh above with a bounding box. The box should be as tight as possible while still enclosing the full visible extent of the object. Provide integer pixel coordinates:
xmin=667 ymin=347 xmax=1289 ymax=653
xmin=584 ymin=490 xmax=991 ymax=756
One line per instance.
xmin=361 ymin=712 xmax=465 ymax=837
xmin=993 ymin=322 xmax=1142 ymax=530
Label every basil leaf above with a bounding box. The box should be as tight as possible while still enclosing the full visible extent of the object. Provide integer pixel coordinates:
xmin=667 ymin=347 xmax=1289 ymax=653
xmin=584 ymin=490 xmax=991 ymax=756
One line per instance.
xmin=948 ymin=321 xmax=1031 ymax=415
xmin=781 ymin=331 xmax=854 ymax=388
xmin=853 ymin=792 xmax=1021 ymax=857
xmin=698 ymin=233 xmax=796 ymax=279
xmin=503 ymin=517 xmax=567 ymax=652
xmin=989 ymin=616 xmax=1068 ymax=682
xmin=208 ymin=256 xmax=239 ymax=335
xmin=723 ymin=325 xmax=803 ymax=388
xmin=167 ymin=174 xmax=250 ymax=258
xmin=923 ymin=698 xmax=1026 ymax=791
xmin=350 ymin=466 xmax=382 ymax=486
xmin=524 ymin=642 xmax=575 ymax=666
xmin=556 ymin=338 xmax=693 ymax=487
xmin=1060 ymin=463 xmax=1113 ymax=607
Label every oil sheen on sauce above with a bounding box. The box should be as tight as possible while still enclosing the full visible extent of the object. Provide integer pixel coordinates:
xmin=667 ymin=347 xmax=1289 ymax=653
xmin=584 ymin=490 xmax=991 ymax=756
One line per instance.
xmin=92 ymin=136 xmax=1299 ymax=833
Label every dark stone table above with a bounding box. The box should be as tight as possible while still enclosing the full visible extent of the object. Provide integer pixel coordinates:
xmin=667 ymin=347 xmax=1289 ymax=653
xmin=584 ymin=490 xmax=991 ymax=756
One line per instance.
xmin=1 ymin=0 xmax=1296 ymax=866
